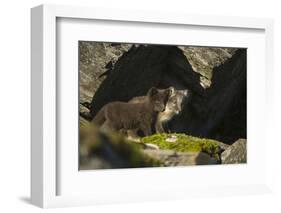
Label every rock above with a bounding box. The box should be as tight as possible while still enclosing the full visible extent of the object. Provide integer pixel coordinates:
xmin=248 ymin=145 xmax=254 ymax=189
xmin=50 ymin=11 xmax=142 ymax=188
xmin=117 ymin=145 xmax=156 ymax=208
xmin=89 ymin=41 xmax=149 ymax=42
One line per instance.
xmin=170 ymin=49 xmax=247 ymax=145
xmin=144 ymin=143 xmax=160 ymax=150
xmin=79 ymin=103 xmax=92 ymax=120
xmin=142 ymin=149 xmax=218 ymax=166
xmin=141 ymin=133 xmax=224 ymax=162
xmin=221 ymin=139 xmax=247 ymax=164
xmin=79 ymin=42 xmax=132 ymax=102
xmin=165 ymin=135 xmax=178 ymax=143
xmin=215 ymin=141 xmax=230 ymax=151
xmin=179 ymin=46 xmax=237 ymax=88
xmin=79 ymin=124 xmax=164 ymax=170
xmin=80 ymin=124 xmax=222 ymax=168
xmin=79 ymin=116 xmax=90 ymax=127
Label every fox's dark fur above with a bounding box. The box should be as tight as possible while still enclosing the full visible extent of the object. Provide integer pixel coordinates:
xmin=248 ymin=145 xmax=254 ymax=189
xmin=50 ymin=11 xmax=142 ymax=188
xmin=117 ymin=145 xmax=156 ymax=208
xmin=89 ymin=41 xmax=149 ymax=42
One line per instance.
xmin=92 ymin=87 xmax=171 ymax=136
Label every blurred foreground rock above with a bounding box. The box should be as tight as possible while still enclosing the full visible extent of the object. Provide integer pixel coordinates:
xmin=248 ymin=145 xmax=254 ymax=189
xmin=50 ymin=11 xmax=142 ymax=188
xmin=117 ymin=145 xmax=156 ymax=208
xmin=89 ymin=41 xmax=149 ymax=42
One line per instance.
xmin=79 ymin=123 xmax=163 ymax=170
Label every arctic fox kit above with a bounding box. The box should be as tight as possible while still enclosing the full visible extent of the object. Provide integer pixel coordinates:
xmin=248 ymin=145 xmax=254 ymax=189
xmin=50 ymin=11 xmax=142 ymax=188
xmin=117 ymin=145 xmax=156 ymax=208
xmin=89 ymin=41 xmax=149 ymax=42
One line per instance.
xmin=129 ymin=88 xmax=188 ymax=133
xmin=92 ymin=87 xmax=171 ymax=136
xmin=155 ymin=89 xmax=188 ymax=133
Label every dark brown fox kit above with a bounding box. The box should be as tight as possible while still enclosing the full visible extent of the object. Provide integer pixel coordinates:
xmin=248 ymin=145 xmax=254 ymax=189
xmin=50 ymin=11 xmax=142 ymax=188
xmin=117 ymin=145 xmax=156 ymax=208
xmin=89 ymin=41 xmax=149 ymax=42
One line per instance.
xmin=92 ymin=87 xmax=171 ymax=136
xmin=130 ymin=88 xmax=188 ymax=133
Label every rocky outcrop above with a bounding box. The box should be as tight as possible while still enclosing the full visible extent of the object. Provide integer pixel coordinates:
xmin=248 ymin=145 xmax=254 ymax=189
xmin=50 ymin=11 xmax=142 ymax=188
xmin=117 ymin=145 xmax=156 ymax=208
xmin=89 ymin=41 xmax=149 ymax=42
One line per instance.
xmin=221 ymin=139 xmax=247 ymax=164
xmin=87 ymin=45 xmax=246 ymax=145
xmin=79 ymin=42 xmax=132 ymax=102
xmin=79 ymin=43 xmax=236 ymax=103
xmin=89 ymin=45 xmax=205 ymax=118
xmin=79 ymin=113 xmax=243 ymax=169
xmin=79 ymin=122 xmax=224 ymax=170
xmin=179 ymin=46 xmax=237 ymax=88
xmin=79 ymin=103 xmax=92 ymax=120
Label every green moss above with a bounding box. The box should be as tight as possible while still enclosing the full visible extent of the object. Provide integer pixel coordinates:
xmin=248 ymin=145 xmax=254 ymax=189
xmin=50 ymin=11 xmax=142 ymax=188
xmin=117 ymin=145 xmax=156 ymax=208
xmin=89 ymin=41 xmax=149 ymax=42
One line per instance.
xmin=141 ymin=133 xmax=221 ymax=160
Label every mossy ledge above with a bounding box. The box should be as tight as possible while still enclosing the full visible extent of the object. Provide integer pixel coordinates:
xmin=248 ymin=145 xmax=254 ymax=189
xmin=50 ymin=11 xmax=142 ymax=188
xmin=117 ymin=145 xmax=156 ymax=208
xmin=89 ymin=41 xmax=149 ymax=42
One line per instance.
xmin=141 ymin=133 xmax=222 ymax=160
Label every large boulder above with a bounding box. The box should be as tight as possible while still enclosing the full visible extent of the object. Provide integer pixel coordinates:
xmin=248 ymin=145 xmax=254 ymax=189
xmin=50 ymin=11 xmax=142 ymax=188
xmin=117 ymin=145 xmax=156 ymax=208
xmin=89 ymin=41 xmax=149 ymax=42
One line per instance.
xmin=89 ymin=45 xmax=204 ymax=117
xmin=172 ymin=49 xmax=247 ymax=144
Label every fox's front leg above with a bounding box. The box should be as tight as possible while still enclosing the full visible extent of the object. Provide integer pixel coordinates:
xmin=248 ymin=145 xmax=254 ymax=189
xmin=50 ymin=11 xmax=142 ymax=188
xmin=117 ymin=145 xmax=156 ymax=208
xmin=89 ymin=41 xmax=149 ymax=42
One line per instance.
xmin=155 ymin=120 xmax=165 ymax=133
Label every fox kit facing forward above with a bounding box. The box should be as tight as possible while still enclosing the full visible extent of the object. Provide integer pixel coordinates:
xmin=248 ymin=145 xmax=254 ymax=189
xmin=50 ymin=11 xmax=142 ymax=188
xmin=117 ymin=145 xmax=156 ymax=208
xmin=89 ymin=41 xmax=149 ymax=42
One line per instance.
xmin=129 ymin=87 xmax=189 ymax=133
xmin=155 ymin=89 xmax=188 ymax=133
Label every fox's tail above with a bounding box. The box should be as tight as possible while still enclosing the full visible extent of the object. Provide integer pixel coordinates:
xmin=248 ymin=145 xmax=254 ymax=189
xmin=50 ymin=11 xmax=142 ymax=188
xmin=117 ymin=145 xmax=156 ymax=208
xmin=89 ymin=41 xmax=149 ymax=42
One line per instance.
xmin=92 ymin=107 xmax=106 ymax=126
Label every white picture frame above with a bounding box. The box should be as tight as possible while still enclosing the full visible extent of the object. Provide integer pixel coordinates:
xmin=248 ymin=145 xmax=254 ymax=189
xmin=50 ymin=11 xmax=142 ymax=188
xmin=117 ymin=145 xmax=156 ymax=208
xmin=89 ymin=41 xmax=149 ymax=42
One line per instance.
xmin=31 ymin=4 xmax=274 ymax=208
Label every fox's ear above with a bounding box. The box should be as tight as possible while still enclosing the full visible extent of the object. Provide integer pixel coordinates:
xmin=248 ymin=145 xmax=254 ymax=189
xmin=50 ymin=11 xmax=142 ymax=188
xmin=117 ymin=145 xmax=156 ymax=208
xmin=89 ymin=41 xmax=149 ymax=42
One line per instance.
xmin=148 ymin=87 xmax=158 ymax=96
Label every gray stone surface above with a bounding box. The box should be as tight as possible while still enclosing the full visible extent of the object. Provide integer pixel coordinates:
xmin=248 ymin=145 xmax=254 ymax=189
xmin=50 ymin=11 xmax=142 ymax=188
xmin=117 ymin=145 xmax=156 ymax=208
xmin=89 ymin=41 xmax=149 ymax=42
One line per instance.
xmin=179 ymin=46 xmax=237 ymax=88
xmin=79 ymin=42 xmax=237 ymax=103
xmin=142 ymin=149 xmax=218 ymax=166
xmin=79 ymin=42 xmax=132 ymax=102
xmin=221 ymin=139 xmax=247 ymax=164
xmin=79 ymin=103 xmax=92 ymax=120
